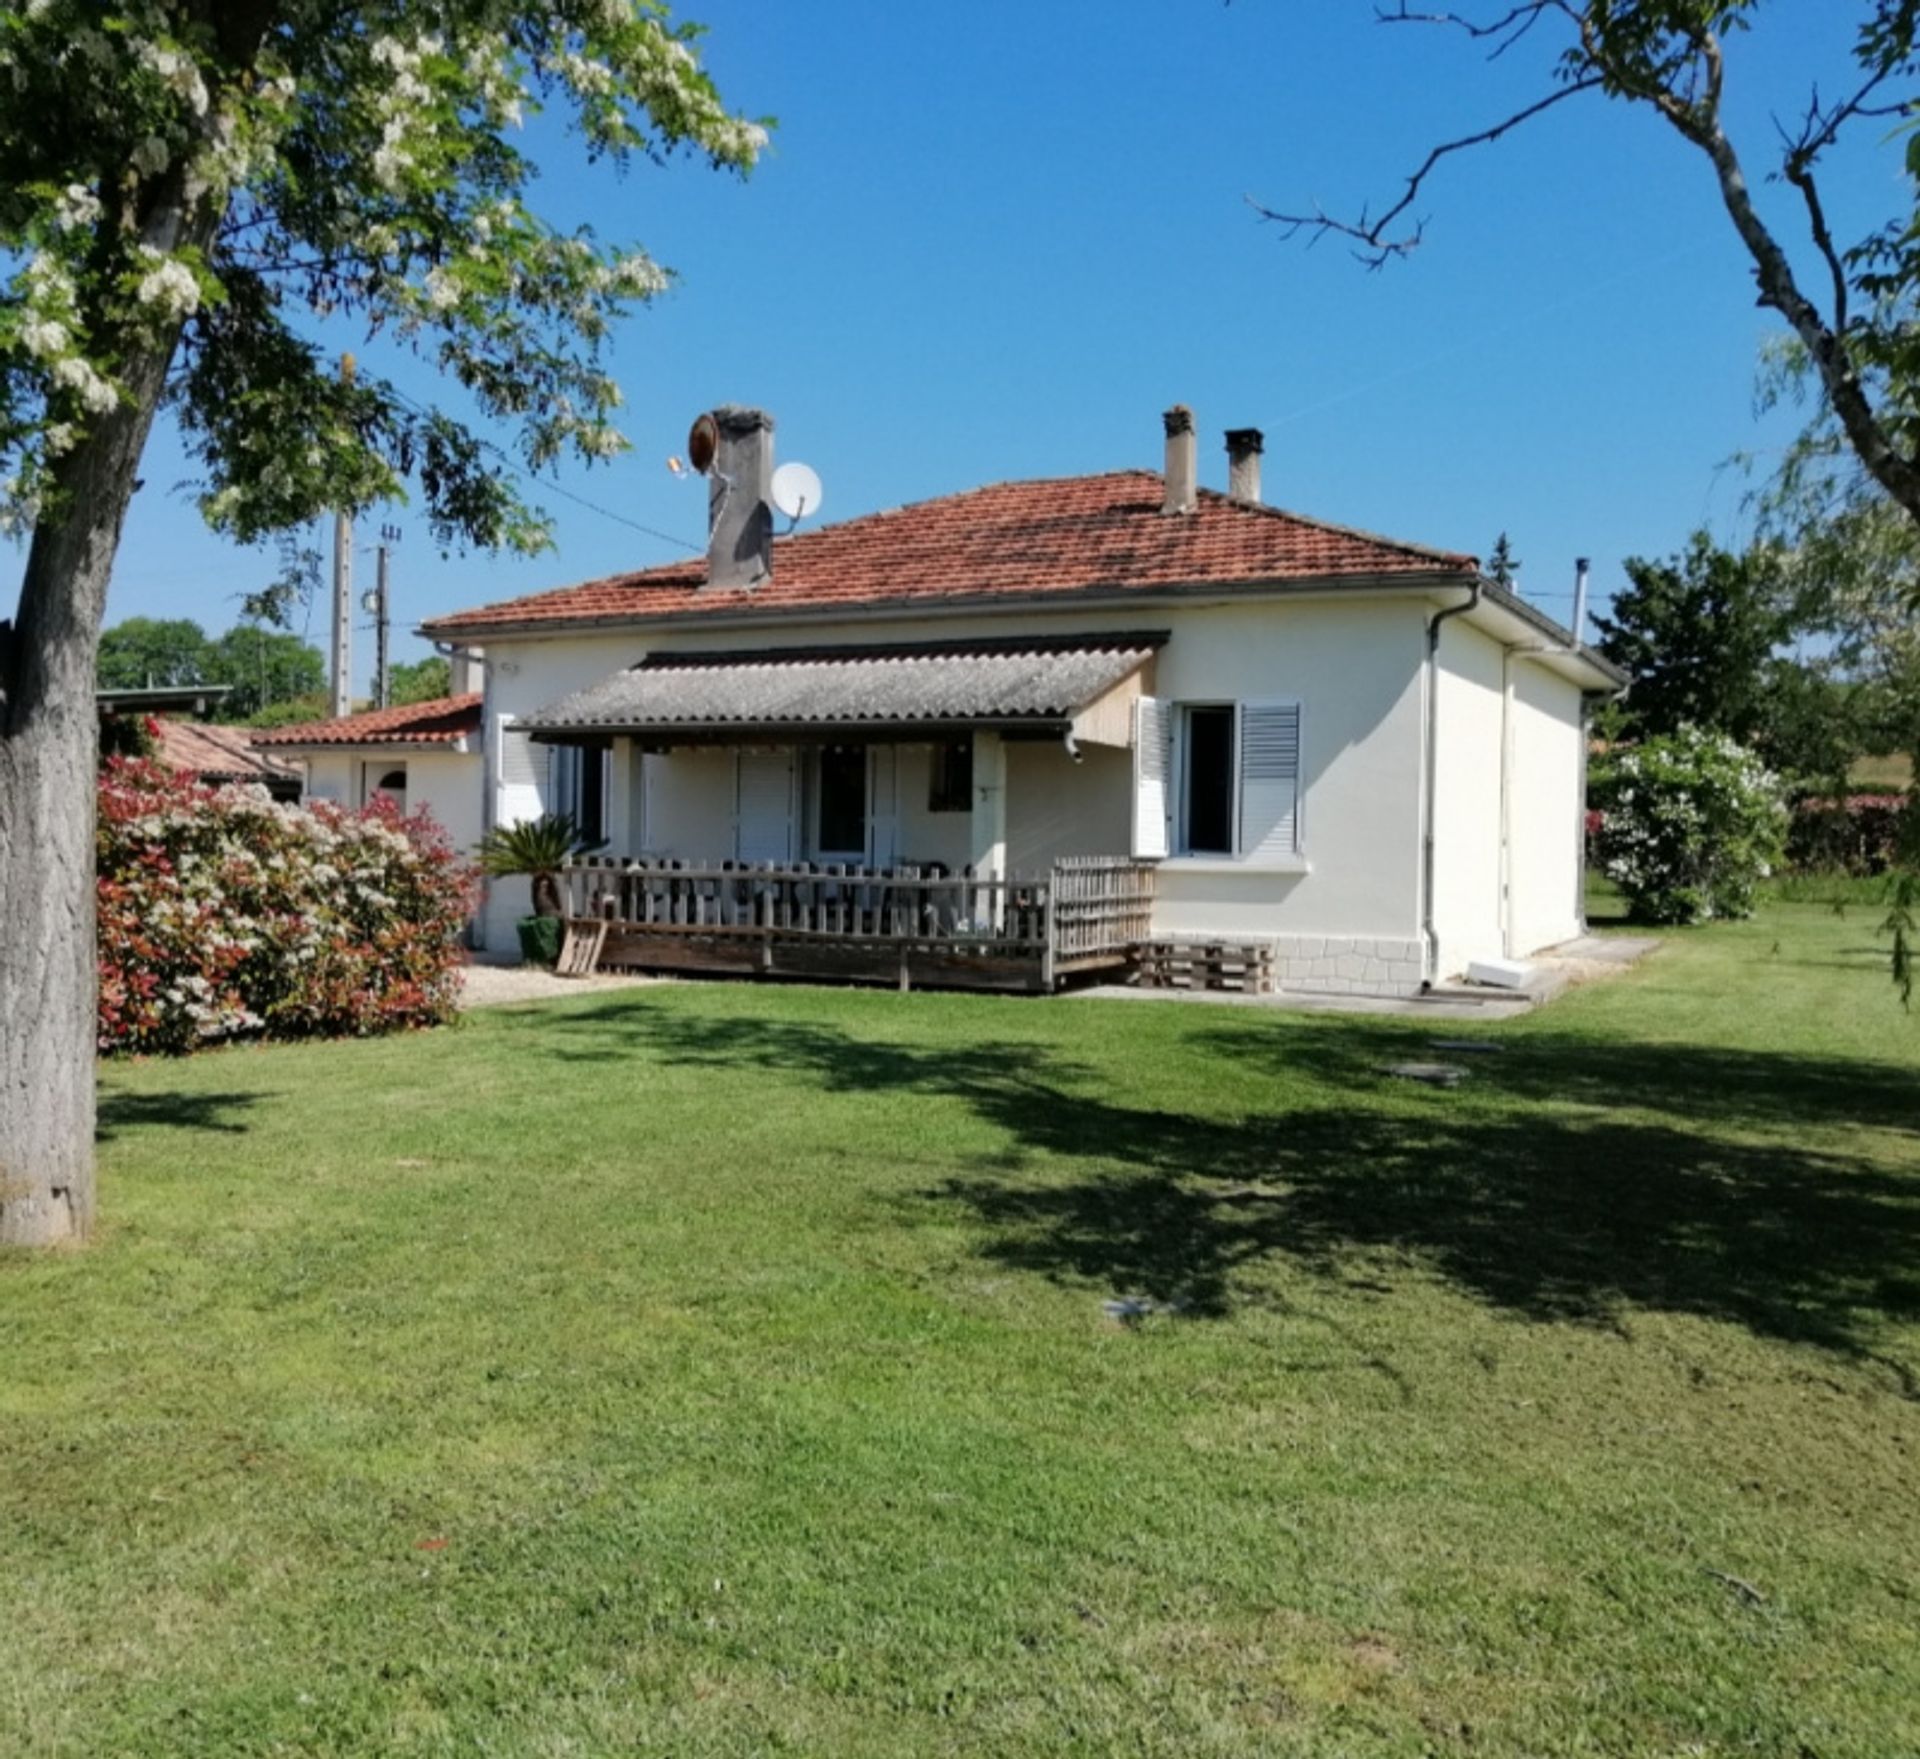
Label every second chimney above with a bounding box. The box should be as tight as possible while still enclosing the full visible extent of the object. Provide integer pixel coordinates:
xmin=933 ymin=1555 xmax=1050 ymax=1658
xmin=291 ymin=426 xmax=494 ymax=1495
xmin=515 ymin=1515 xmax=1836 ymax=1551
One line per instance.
xmin=1163 ymin=405 xmax=1197 ymax=515
xmin=1225 ymin=427 xmax=1264 ymax=506
xmin=706 ymin=404 xmax=775 ymax=590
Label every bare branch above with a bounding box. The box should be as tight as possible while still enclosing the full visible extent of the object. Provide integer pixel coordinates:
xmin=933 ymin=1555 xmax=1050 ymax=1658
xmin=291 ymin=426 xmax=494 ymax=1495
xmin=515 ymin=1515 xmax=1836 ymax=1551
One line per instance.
xmin=1250 ymin=77 xmax=1600 ymax=266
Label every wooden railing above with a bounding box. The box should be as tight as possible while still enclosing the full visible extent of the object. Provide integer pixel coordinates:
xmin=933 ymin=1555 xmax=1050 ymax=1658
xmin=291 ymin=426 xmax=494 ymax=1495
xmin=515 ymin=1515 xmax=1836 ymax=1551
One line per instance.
xmin=559 ymin=853 xmax=1155 ymax=987
xmin=1047 ymin=854 xmax=1157 ymax=975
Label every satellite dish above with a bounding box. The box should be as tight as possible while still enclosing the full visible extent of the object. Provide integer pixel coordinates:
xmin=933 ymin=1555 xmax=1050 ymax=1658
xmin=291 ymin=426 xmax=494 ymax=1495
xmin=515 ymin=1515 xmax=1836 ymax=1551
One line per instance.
xmin=771 ymin=461 xmax=824 ymax=522
xmin=687 ymin=412 xmax=719 ymax=476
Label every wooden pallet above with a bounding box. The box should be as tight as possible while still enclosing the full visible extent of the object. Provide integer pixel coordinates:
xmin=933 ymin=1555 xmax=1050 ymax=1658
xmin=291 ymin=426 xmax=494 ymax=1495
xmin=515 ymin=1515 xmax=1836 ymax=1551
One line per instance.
xmin=555 ymin=916 xmax=609 ymax=978
xmin=1134 ymin=939 xmax=1275 ymax=995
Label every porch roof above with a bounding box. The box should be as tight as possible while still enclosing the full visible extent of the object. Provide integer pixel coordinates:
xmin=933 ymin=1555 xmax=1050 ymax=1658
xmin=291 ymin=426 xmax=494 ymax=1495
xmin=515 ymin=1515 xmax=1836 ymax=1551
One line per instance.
xmin=521 ymin=632 xmax=1167 ymax=741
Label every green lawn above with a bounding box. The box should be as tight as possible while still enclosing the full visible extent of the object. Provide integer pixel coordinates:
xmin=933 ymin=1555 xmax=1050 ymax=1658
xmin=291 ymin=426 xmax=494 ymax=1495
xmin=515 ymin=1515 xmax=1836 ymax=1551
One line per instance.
xmin=4 ymin=906 xmax=1917 ymax=1757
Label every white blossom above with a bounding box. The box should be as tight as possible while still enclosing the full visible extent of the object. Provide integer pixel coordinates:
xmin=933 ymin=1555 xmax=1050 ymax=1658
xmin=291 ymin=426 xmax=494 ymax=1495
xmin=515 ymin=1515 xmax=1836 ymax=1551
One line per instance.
xmin=136 ymin=255 xmax=201 ymax=320
xmin=52 ymin=355 xmax=119 ymax=415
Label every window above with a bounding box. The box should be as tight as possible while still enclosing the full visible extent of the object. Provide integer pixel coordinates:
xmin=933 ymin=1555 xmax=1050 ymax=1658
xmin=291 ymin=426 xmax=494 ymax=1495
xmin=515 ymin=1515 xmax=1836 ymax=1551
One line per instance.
xmin=550 ymin=743 xmax=608 ymax=846
xmin=362 ymin=763 xmax=407 ymax=814
xmin=928 ymin=740 xmax=972 ymax=813
xmin=816 ymin=744 xmax=867 ymax=857
xmin=1180 ymin=705 xmax=1235 ymax=855
xmin=1132 ymin=696 xmax=1302 ymax=863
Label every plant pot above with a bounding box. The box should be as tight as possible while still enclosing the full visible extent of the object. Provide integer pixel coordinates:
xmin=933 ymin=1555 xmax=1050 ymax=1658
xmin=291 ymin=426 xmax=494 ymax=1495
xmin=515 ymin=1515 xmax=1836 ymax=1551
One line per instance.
xmin=517 ymin=914 xmax=564 ymax=967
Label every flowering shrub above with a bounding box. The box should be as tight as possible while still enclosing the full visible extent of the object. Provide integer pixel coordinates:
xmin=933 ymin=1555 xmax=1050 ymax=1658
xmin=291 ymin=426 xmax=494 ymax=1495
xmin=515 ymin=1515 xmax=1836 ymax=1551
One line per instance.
xmin=1591 ymin=727 xmax=1787 ymax=925
xmin=1786 ymin=792 xmax=1913 ymax=876
xmin=97 ymin=758 xmax=475 ymax=1054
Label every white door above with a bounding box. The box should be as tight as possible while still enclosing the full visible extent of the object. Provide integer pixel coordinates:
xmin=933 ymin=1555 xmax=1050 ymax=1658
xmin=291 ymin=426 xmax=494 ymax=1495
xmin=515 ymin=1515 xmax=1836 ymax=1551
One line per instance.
xmin=734 ymin=750 xmax=796 ymax=862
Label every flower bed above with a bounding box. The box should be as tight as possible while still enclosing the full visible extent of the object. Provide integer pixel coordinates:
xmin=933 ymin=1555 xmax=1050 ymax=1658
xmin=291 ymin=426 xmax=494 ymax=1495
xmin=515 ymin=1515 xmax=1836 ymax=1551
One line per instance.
xmin=98 ymin=758 xmax=476 ymax=1054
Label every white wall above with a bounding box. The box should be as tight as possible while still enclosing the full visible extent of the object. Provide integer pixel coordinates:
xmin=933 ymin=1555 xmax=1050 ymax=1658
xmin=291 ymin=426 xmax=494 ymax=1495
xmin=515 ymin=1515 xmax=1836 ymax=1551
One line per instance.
xmin=1006 ymin=742 xmax=1131 ymax=873
xmin=1431 ymin=618 xmax=1507 ymax=979
xmin=475 ymin=598 xmax=1435 ymax=953
xmin=1506 ymin=662 xmax=1586 ymax=956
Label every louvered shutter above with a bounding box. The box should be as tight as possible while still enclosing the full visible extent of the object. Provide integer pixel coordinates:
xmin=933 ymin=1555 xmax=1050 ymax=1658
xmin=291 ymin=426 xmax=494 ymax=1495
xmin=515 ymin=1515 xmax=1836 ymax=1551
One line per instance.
xmin=496 ymin=714 xmax=546 ymax=828
xmin=1238 ymin=700 xmax=1302 ymax=859
xmin=1132 ymin=696 xmax=1172 ymax=859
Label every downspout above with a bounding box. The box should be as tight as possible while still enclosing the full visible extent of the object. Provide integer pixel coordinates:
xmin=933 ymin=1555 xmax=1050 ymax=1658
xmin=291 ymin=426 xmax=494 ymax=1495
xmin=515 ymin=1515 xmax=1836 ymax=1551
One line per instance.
xmin=1421 ymin=581 xmax=1482 ymax=988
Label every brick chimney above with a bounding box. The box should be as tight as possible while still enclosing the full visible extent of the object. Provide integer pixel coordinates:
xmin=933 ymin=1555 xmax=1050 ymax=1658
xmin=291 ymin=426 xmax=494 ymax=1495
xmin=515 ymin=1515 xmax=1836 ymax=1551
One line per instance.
xmin=705 ymin=405 xmax=775 ymax=589
xmin=1225 ymin=427 xmax=1264 ymax=505
xmin=1162 ymin=405 xmax=1197 ymax=516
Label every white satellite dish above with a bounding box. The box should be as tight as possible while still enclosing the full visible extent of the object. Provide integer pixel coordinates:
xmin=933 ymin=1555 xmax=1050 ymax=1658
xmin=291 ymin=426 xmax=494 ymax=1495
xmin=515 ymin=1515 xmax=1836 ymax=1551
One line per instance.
xmin=771 ymin=461 xmax=824 ymax=523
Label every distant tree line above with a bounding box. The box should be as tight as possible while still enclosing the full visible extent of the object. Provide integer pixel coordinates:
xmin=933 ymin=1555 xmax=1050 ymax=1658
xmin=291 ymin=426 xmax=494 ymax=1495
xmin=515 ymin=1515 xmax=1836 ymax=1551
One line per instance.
xmin=97 ymin=619 xmax=451 ymax=724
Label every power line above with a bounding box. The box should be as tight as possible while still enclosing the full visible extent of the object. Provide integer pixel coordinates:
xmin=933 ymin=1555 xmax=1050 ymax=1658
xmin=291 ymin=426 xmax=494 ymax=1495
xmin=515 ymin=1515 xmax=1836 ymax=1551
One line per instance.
xmin=387 ymin=386 xmax=703 ymax=555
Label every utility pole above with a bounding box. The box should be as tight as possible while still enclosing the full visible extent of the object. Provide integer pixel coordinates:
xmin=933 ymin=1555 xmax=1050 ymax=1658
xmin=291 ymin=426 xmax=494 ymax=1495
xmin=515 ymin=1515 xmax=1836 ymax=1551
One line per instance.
xmin=329 ymin=352 xmax=356 ymax=718
xmin=370 ymin=525 xmax=399 ymax=709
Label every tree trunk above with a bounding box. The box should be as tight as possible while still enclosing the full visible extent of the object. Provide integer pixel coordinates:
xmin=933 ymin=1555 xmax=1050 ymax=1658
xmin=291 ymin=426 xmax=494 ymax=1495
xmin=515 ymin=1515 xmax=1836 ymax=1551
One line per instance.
xmin=0 ymin=340 xmax=186 ymax=1247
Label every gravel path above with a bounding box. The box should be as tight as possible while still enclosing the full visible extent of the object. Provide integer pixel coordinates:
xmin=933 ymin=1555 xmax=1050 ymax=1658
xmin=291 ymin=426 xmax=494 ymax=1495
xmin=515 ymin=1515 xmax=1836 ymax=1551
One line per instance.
xmin=458 ymin=961 xmax=663 ymax=1009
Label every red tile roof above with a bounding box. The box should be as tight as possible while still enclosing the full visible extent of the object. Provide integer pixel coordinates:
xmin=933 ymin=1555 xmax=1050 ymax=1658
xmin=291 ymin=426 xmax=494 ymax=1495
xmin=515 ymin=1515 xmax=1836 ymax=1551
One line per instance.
xmin=249 ymin=694 xmax=483 ymax=748
xmin=157 ymin=718 xmax=300 ymax=783
xmin=422 ymin=471 xmax=1476 ymax=638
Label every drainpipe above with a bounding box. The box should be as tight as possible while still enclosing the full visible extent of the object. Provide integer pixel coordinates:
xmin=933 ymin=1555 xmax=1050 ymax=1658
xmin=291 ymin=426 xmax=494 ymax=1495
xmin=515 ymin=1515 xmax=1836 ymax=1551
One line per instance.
xmin=1420 ymin=581 xmax=1482 ymax=987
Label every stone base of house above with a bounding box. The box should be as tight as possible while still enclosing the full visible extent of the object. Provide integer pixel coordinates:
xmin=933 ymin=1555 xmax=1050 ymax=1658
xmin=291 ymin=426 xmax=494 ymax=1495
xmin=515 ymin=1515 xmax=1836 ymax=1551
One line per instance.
xmin=1264 ymin=935 xmax=1426 ymax=998
xmin=1144 ymin=933 xmax=1426 ymax=997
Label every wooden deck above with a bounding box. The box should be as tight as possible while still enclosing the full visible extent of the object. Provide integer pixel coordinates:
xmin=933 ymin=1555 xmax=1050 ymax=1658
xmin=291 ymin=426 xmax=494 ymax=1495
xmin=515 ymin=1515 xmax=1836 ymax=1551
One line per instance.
xmin=558 ymin=855 xmax=1155 ymax=992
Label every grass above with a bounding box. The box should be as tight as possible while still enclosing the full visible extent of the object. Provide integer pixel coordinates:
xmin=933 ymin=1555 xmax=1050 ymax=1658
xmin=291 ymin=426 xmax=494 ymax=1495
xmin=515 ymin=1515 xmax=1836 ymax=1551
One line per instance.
xmin=1848 ymin=751 xmax=1912 ymax=791
xmin=3 ymin=906 xmax=1918 ymax=1756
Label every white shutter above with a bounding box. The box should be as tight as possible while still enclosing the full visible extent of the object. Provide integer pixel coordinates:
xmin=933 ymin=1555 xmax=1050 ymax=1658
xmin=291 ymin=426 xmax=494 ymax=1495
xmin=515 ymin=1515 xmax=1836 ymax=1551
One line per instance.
xmin=1238 ymin=700 xmax=1302 ymax=859
xmin=496 ymin=714 xmax=545 ymax=828
xmin=734 ymin=750 xmax=796 ymax=862
xmin=865 ymin=746 xmax=898 ymax=869
xmin=1132 ymin=696 xmax=1171 ymax=860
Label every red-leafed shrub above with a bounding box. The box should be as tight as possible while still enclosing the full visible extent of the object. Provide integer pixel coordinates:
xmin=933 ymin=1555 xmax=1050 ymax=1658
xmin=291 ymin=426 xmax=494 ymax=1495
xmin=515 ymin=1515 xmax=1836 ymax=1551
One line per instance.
xmin=97 ymin=758 xmax=476 ymax=1054
xmin=1786 ymin=792 xmax=1913 ymax=876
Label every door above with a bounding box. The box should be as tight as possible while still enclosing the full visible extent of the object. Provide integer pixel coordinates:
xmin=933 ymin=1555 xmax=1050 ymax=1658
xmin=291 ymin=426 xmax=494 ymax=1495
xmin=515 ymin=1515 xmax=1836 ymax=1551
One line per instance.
xmin=734 ymin=750 xmax=796 ymax=862
xmin=812 ymin=744 xmax=868 ymax=861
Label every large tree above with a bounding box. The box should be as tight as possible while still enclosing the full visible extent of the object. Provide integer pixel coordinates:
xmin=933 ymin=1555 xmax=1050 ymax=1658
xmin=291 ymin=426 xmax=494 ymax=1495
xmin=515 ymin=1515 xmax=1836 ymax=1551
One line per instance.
xmin=1589 ymin=533 xmax=1790 ymax=744
xmin=95 ymin=614 xmax=212 ymax=688
xmin=0 ymin=2 xmax=763 ymax=1246
xmin=1258 ymin=3 xmax=1920 ymax=530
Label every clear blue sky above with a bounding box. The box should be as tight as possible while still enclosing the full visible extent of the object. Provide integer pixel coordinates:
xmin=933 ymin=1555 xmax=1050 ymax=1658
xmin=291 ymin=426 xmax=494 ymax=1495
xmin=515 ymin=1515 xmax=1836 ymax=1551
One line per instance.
xmin=12 ymin=3 xmax=1898 ymax=690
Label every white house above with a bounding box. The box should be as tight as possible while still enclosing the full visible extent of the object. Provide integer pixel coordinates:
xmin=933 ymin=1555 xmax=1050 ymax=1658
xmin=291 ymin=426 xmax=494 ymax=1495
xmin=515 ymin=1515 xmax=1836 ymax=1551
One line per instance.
xmin=249 ymin=688 xmax=486 ymax=859
xmin=418 ymin=406 xmax=1624 ymax=997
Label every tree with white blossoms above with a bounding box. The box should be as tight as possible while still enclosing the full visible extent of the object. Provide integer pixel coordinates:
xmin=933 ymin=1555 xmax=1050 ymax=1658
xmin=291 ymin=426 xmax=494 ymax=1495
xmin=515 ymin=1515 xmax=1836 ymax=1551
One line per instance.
xmin=0 ymin=1 xmax=766 ymax=1246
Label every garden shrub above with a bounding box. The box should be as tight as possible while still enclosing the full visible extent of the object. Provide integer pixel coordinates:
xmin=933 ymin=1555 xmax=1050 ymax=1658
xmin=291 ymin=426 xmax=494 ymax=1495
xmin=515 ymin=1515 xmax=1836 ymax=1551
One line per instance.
xmin=1785 ymin=792 xmax=1912 ymax=876
xmin=97 ymin=758 xmax=476 ymax=1054
xmin=1591 ymin=727 xmax=1787 ymax=925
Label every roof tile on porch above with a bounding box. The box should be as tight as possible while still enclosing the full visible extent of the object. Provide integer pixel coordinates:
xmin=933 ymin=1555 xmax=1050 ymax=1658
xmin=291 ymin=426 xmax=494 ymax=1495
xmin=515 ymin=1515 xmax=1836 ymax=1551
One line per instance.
xmin=521 ymin=634 xmax=1165 ymax=737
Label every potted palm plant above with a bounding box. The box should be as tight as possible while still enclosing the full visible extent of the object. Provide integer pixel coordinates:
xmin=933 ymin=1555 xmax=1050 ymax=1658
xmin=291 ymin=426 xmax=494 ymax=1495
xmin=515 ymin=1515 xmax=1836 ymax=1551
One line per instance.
xmin=474 ymin=812 xmax=603 ymax=966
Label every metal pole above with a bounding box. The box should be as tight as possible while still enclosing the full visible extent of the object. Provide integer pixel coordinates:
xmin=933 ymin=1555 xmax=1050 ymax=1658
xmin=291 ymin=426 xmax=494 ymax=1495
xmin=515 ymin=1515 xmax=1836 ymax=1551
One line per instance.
xmin=1572 ymin=556 xmax=1591 ymax=648
xmin=329 ymin=353 xmax=356 ymax=718
xmin=374 ymin=539 xmax=391 ymax=710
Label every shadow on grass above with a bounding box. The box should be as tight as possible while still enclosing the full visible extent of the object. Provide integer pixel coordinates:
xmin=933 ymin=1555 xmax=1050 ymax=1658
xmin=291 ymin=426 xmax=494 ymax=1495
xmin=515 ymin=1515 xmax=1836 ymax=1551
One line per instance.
xmin=1191 ymin=1017 xmax=1920 ymax=1141
xmin=96 ymin=1090 xmax=268 ymax=1143
xmin=528 ymin=999 xmax=1919 ymax=1383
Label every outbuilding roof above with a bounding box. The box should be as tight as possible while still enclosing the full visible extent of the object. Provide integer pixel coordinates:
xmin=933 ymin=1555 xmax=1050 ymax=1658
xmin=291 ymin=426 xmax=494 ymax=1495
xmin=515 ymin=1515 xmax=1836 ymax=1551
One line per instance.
xmin=422 ymin=471 xmax=1476 ymax=639
xmin=520 ymin=634 xmax=1167 ymax=738
xmin=249 ymin=693 xmax=483 ymax=749
xmin=156 ymin=718 xmax=300 ymax=786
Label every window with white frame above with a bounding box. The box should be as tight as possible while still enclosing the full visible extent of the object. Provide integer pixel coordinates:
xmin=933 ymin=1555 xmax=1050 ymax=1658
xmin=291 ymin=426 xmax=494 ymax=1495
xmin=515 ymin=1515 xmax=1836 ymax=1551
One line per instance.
xmin=549 ymin=743 xmax=610 ymax=847
xmin=1132 ymin=696 xmax=1302 ymax=862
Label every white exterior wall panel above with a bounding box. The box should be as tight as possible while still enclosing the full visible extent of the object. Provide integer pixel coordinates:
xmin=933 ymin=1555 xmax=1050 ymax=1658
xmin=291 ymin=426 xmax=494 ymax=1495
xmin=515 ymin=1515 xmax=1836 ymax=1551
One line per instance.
xmin=1430 ymin=618 xmax=1506 ymax=981
xmin=1507 ymin=663 xmax=1586 ymax=956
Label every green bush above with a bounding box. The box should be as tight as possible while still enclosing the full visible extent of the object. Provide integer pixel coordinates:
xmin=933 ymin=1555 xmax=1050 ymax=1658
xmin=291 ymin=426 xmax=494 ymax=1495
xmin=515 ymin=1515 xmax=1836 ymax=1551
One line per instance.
xmin=517 ymin=914 xmax=564 ymax=967
xmin=1592 ymin=727 xmax=1787 ymax=925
